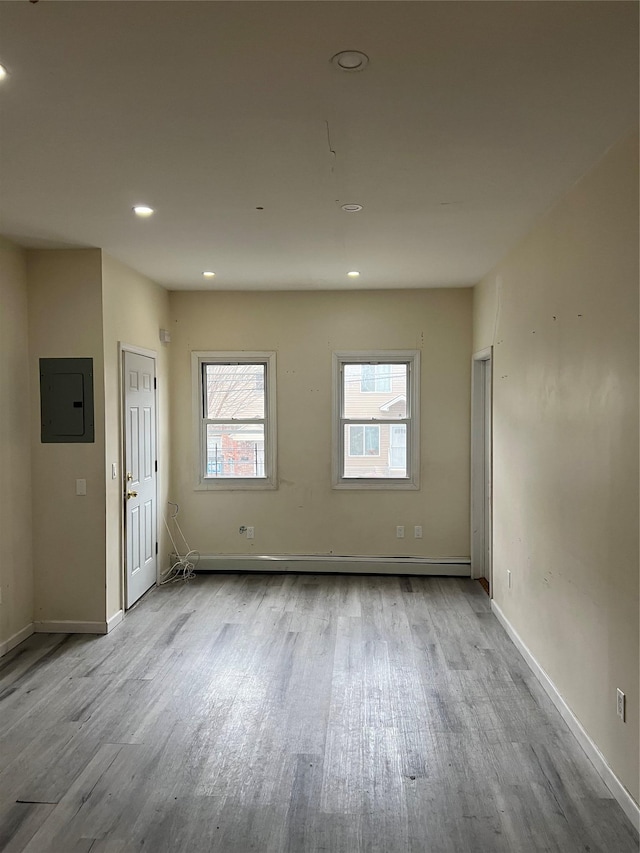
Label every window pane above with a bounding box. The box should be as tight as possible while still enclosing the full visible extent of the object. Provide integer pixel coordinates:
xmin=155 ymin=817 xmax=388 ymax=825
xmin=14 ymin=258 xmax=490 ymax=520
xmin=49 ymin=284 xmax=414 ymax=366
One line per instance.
xmin=205 ymin=423 xmax=265 ymax=478
xmin=204 ymin=364 xmax=265 ymax=419
xmin=343 ymin=423 xmax=406 ymax=478
xmin=343 ymin=363 xmax=407 ymax=419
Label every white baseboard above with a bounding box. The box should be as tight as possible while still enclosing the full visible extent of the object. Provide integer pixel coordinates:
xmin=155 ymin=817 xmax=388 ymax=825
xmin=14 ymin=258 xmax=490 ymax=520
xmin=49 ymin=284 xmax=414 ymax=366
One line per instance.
xmin=34 ymin=620 xmax=108 ymax=635
xmin=2 ymin=613 xmax=124 ymax=651
xmin=491 ymin=600 xmax=640 ymax=832
xmin=106 ymin=610 xmax=124 ymax=633
xmin=192 ymin=554 xmax=471 ymax=576
xmin=0 ymin=623 xmax=35 ymax=658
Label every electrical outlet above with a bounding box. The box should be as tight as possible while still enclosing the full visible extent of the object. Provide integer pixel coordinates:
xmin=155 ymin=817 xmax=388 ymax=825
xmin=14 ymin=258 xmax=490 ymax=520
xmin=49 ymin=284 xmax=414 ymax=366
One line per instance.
xmin=617 ymin=689 xmax=626 ymax=722
xmin=396 ymin=525 xmax=405 ymax=539
xmin=76 ymin=478 xmax=87 ymax=496
xmin=414 ymin=525 xmax=423 ymax=539
xmin=507 ymin=570 xmax=512 ymax=589
xmin=247 ymin=526 xmax=255 ymax=540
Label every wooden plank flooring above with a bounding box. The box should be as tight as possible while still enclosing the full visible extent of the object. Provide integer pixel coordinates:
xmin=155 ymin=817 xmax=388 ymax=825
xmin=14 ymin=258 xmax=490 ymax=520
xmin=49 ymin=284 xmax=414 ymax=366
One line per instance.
xmin=0 ymin=574 xmax=637 ymax=853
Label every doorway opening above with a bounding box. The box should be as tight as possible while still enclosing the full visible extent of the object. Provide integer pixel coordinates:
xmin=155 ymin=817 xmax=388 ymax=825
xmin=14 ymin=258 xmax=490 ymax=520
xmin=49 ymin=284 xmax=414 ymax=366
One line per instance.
xmin=471 ymin=348 xmax=493 ymax=594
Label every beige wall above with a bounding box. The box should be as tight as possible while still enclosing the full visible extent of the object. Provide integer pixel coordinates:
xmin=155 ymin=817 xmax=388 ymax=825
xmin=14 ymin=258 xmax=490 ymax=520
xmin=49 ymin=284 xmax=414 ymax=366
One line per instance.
xmin=473 ymin=131 xmax=639 ymax=803
xmin=27 ymin=249 xmax=107 ymax=624
xmin=101 ymin=253 xmax=171 ymax=618
xmin=0 ymin=238 xmax=34 ymax=649
xmin=170 ymin=288 xmax=472 ymax=558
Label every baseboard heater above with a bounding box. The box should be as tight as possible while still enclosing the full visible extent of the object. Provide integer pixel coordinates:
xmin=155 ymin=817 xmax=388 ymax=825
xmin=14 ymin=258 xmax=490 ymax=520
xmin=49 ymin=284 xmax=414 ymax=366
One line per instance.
xmin=185 ymin=554 xmax=471 ymax=576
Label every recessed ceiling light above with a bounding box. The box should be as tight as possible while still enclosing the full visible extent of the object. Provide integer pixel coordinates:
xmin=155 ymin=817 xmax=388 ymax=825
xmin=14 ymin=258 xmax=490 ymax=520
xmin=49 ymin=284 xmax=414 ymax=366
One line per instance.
xmin=347 ymin=271 xmax=360 ymax=278
xmin=341 ymin=204 xmax=363 ymax=212
xmin=203 ymin=271 xmax=215 ymax=278
xmin=331 ymin=51 xmax=369 ymax=72
xmin=0 ymin=65 xmax=8 ymax=81
xmin=133 ymin=205 xmax=154 ymax=217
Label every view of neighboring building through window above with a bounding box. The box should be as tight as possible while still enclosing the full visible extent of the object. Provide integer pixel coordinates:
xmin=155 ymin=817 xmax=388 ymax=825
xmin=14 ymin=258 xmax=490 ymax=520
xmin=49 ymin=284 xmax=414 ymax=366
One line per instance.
xmin=336 ymin=353 xmax=419 ymax=487
xmin=361 ymin=363 xmax=392 ymax=393
xmin=195 ymin=354 xmax=276 ymax=486
xmin=204 ymin=363 xmax=265 ymax=477
xmin=348 ymin=424 xmax=380 ymax=457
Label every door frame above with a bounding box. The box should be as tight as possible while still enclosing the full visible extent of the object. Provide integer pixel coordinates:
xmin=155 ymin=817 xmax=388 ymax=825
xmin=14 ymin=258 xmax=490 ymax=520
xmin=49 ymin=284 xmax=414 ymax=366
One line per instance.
xmin=119 ymin=342 xmax=159 ymax=612
xmin=470 ymin=347 xmax=493 ymax=588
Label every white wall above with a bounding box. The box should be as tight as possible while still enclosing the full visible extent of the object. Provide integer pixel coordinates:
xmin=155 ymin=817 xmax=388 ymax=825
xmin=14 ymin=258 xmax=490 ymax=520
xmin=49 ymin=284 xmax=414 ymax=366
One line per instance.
xmin=170 ymin=288 xmax=472 ymax=559
xmin=473 ymin=131 xmax=639 ymax=804
xmin=27 ymin=249 xmax=107 ymax=625
xmin=101 ymin=253 xmax=171 ymax=618
xmin=0 ymin=237 xmax=33 ymax=650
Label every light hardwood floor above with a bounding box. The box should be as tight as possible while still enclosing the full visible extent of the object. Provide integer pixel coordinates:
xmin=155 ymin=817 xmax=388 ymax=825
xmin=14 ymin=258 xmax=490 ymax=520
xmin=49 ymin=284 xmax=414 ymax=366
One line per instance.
xmin=0 ymin=574 xmax=637 ymax=853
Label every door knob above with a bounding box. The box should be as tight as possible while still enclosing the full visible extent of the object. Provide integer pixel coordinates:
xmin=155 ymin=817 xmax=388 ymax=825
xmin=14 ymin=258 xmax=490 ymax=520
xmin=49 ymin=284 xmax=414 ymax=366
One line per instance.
xmin=127 ymin=490 xmax=138 ymax=499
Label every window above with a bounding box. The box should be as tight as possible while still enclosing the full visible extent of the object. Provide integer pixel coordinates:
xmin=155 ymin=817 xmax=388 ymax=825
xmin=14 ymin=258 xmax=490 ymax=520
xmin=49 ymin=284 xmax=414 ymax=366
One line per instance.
xmin=333 ymin=351 xmax=420 ymax=489
xmin=348 ymin=424 xmax=380 ymax=457
xmin=192 ymin=352 xmax=276 ymax=489
xmin=361 ymin=364 xmax=392 ymax=393
xmin=389 ymin=424 xmax=406 ymax=469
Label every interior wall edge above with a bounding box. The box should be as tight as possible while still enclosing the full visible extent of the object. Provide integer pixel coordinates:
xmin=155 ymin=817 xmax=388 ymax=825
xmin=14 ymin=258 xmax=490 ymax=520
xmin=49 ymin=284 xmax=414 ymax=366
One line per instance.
xmin=492 ymin=600 xmax=640 ymax=829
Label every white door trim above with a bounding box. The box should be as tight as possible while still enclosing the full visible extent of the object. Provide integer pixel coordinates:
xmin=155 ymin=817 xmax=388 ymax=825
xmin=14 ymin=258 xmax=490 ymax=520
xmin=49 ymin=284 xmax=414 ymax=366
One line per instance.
xmin=120 ymin=342 xmax=157 ymax=360
xmin=119 ymin=342 xmax=159 ymax=612
xmin=471 ymin=347 xmax=493 ymax=586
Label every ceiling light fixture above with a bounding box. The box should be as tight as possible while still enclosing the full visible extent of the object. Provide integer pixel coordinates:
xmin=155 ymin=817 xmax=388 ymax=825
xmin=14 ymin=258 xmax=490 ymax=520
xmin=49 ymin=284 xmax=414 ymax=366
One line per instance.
xmin=341 ymin=203 xmax=363 ymax=212
xmin=331 ymin=51 xmax=369 ymax=72
xmin=0 ymin=64 xmax=8 ymax=80
xmin=347 ymin=271 xmax=360 ymax=278
xmin=133 ymin=205 xmax=154 ymax=217
xmin=202 ymin=271 xmax=215 ymax=278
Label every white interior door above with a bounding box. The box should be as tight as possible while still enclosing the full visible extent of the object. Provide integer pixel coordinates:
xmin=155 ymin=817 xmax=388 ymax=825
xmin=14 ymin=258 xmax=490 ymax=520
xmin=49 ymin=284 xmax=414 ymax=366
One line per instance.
xmin=471 ymin=348 xmax=492 ymax=589
xmin=124 ymin=350 xmax=157 ymax=608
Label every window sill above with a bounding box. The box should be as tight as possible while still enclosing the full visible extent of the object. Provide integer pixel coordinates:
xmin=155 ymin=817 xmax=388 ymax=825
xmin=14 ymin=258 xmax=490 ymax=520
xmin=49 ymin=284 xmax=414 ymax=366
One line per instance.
xmin=195 ymin=479 xmax=277 ymax=491
xmin=332 ymin=480 xmax=419 ymax=491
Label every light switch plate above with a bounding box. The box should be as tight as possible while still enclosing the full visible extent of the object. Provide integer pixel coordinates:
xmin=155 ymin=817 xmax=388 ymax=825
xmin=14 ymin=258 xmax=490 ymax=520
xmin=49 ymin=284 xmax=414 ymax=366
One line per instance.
xmin=76 ymin=478 xmax=87 ymax=496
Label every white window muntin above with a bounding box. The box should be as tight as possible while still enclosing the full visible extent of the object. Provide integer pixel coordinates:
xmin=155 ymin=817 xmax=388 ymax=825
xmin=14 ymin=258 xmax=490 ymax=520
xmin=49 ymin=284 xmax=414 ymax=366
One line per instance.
xmin=192 ymin=351 xmax=277 ymax=490
xmin=332 ymin=351 xmax=420 ymax=490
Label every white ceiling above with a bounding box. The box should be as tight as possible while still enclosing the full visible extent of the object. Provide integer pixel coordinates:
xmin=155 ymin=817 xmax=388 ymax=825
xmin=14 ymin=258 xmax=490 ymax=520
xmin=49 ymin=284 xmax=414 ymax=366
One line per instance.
xmin=0 ymin=1 xmax=637 ymax=291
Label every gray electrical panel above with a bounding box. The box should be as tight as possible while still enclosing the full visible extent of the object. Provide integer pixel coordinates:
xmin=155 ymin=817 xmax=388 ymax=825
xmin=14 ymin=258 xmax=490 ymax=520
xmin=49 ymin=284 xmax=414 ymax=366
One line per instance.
xmin=40 ymin=358 xmax=95 ymax=443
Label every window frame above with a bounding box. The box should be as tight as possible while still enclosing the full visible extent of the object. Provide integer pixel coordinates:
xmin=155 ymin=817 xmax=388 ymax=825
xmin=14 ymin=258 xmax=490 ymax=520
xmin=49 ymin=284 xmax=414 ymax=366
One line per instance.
xmin=332 ymin=350 xmax=420 ymax=490
xmin=192 ymin=351 xmax=277 ymax=490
